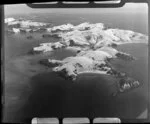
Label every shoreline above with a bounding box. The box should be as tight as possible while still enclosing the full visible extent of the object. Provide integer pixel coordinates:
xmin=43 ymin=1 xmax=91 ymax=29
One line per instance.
xmin=78 ymin=70 xmax=108 ymax=75
xmin=3 ymin=18 xmax=148 ymax=123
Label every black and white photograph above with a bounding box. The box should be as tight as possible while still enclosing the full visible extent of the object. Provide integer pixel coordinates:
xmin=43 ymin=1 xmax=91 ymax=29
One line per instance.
xmin=2 ymin=1 xmax=149 ymax=123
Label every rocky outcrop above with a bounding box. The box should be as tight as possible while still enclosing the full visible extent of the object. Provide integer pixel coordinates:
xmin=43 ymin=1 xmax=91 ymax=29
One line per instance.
xmin=48 ymin=23 xmax=74 ymax=33
xmin=116 ymin=52 xmax=135 ymax=61
xmin=5 ymin=18 xmax=15 ymax=23
xmin=26 ymin=35 xmax=33 ymax=39
xmin=118 ymin=77 xmax=140 ymax=93
xmin=5 ymin=18 xmax=52 ymax=33
xmin=33 ymin=42 xmax=65 ymax=53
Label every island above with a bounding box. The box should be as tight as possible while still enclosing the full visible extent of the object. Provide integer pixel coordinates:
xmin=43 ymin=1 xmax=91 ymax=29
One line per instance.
xmin=5 ymin=17 xmax=52 ymax=33
xmin=5 ymin=18 xmax=148 ymax=94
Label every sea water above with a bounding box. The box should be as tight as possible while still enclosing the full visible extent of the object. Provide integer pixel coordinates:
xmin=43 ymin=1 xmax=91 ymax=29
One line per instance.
xmin=3 ymin=13 xmax=148 ymax=123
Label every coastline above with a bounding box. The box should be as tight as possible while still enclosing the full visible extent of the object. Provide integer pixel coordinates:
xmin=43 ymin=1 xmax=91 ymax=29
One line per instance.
xmin=3 ymin=16 xmax=148 ymax=122
xmin=78 ymin=70 xmax=108 ymax=75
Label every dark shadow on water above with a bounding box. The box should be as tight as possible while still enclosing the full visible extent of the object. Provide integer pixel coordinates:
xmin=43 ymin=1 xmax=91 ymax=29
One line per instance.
xmin=20 ymin=71 xmax=147 ymax=123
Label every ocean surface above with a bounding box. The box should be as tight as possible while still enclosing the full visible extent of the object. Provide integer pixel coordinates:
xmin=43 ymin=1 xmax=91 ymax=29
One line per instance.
xmin=5 ymin=11 xmax=148 ymax=35
xmin=3 ymin=12 xmax=148 ymax=123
